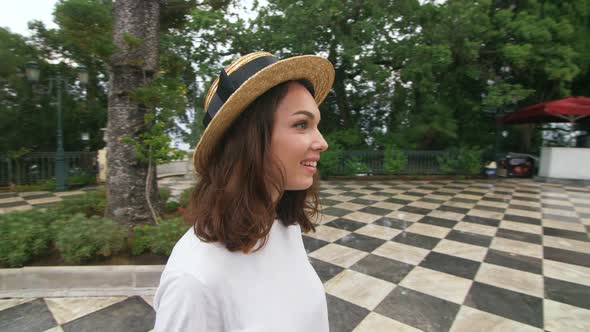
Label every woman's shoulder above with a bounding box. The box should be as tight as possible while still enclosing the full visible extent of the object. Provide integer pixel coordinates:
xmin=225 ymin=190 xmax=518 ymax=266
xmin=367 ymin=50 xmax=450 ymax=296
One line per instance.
xmin=163 ymin=228 xmax=229 ymax=280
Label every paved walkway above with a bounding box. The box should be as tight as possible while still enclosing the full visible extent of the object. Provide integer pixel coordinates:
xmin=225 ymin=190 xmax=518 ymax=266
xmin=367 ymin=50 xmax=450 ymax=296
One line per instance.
xmin=1 ymin=178 xmax=589 ymax=331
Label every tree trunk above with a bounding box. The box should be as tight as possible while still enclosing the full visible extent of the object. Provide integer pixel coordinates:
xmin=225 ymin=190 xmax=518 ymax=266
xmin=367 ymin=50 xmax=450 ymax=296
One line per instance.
xmin=106 ymin=0 xmax=160 ymax=227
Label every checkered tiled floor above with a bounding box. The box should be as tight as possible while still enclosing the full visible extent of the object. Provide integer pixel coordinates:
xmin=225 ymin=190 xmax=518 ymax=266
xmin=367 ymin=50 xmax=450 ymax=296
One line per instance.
xmin=2 ymin=179 xmax=590 ymax=331
xmin=0 ymin=190 xmax=91 ymax=214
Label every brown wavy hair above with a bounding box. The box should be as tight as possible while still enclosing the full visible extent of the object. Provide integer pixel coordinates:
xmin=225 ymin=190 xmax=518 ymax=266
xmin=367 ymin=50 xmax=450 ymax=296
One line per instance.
xmin=185 ymin=81 xmax=321 ymax=254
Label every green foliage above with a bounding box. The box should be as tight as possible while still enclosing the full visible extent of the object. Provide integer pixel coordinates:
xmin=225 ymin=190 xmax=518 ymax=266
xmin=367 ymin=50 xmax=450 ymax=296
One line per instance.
xmin=383 ymin=146 xmax=408 ymax=175
xmin=159 ymin=187 xmax=171 ymax=204
xmin=178 ymin=187 xmax=194 ymax=208
xmin=10 ymin=179 xmax=56 ymax=192
xmin=319 ymin=141 xmax=343 ymax=177
xmin=123 ymin=33 xmax=143 ymax=50
xmin=132 ymin=217 xmax=188 ymax=256
xmin=68 ymin=172 xmax=97 ymax=187
xmin=51 ymin=213 xmax=127 ymax=264
xmin=437 ymin=147 xmax=483 ymax=175
xmin=0 ymin=210 xmax=53 ymax=267
xmin=164 ymin=200 xmax=180 ymax=214
xmin=325 ymin=129 xmax=364 ymax=149
xmin=344 ymin=158 xmax=370 ymax=176
xmin=52 ymin=190 xmax=106 ymax=217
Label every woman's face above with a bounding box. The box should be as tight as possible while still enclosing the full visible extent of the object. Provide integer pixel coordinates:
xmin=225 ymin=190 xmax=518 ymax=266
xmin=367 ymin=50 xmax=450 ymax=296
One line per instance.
xmin=269 ymin=82 xmax=329 ymax=191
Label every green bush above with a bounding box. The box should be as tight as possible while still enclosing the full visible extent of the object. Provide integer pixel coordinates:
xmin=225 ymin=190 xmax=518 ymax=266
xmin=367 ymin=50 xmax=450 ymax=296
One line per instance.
xmin=159 ymin=187 xmax=172 ymax=204
xmin=52 ymin=190 xmax=106 ymax=217
xmin=68 ymin=173 xmax=97 ymax=187
xmin=319 ymin=143 xmax=343 ymax=177
xmin=0 ymin=210 xmax=53 ymax=267
xmin=437 ymin=147 xmax=483 ymax=175
xmin=132 ymin=217 xmax=188 ymax=256
xmin=179 ymin=187 xmax=194 ymax=208
xmin=51 ymin=214 xmax=127 ymax=264
xmin=344 ymin=157 xmax=370 ymax=175
xmin=163 ymin=200 xmax=180 ymax=214
xmin=383 ymin=146 xmax=408 ymax=174
xmin=11 ymin=179 xmax=56 ymax=192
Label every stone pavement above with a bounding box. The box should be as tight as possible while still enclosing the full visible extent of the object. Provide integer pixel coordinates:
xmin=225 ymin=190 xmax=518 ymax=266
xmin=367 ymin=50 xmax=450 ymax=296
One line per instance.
xmin=0 ymin=177 xmax=193 ymax=214
xmin=1 ymin=178 xmax=590 ymax=331
xmin=0 ymin=189 xmax=90 ymax=214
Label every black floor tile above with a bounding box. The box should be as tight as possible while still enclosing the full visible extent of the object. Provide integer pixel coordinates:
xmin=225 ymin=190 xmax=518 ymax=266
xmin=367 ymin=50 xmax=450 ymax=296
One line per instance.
xmin=404 ymin=191 xmax=427 ymax=197
xmin=349 ymin=198 xmax=378 ymax=205
xmin=341 ymin=192 xmax=365 ymax=198
xmin=507 ymin=204 xmax=541 ymax=212
xmin=503 ymin=214 xmax=541 ymax=225
xmin=420 ymin=251 xmax=480 ymax=279
xmin=545 ymin=277 xmax=590 ymax=310
xmin=326 ymin=294 xmax=370 ymax=332
xmin=543 ymin=213 xmax=580 ymax=223
xmin=462 ymin=215 xmax=501 ymax=227
xmin=465 ymin=282 xmax=543 ymax=328
xmin=371 ymin=191 xmax=392 ymax=197
xmin=335 ymin=233 xmax=386 ymax=252
xmin=543 ymin=227 xmax=589 ymax=242
xmin=350 ymin=254 xmax=415 ymax=284
xmin=373 ymin=217 xmax=413 ymax=230
xmin=451 ymin=197 xmax=478 ymax=204
xmin=542 ymin=203 xmax=575 ymax=210
xmin=374 ymin=286 xmax=460 ymax=332
xmin=321 ymin=207 xmax=352 ymax=217
xmin=482 ymin=196 xmax=507 ymax=203
xmin=420 ymin=197 xmax=446 ymax=204
xmin=359 ymin=206 xmax=394 ymax=216
xmin=474 ymin=205 xmax=506 ymax=213
xmin=385 ymin=197 xmax=413 ymax=205
xmin=494 ymin=190 xmax=513 ymax=196
xmin=462 ymin=190 xmax=485 ymax=196
xmin=0 ymin=299 xmax=57 ymax=332
xmin=484 ymin=249 xmax=542 ymax=274
xmin=544 ymin=247 xmax=590 ymax=268
xmin=399 ymin=205 xmax=432 ymax=215
xmin=420 ymin=251 xmax=481 ymax=279
xmin=437 ymin=205 xmax=470 ymax=215
xmin=511 ymin=195 xmax=537 ymax=202
xmin=20 ymin=193 xmax=54 ymax=200
xmin=320 ymin=199 xmax=341 ymax=206
xmin=0 ymin=192 xmax=18 ymax=199
xmin=0 ymin=200 xmax=28 ymax=208
xmin=326 ymin=218 xmax=366 ymax=232
xmin=392 ymin=232 xmax=440 ymax=250
xmin=309 ymin=257 xmax=344 ymax=283
xmin=302 ymin=235 xmax=329 ymax=254
xmin=62 ymin=296 xmax=155 ymax=332
xmin=446 ymin=230 xmax=493 ymax=247
xmin=418 ymin=216 xmax=458 ymax=228
xmin=496 ymin=228 xmax=542 ymax=244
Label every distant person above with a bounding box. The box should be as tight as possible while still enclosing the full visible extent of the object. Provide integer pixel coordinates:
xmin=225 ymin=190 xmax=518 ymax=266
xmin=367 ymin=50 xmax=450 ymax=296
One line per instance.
xmin=154 ymin=51 xmax=334 ymax=331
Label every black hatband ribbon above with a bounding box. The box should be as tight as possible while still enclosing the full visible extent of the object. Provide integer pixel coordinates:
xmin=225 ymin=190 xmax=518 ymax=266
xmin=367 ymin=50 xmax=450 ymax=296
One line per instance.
xmin=203 ymin=55 xmax=279 ymax=128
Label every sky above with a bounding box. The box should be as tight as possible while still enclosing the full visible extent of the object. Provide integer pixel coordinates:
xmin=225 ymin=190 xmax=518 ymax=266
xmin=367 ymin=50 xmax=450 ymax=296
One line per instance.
xmin=1 ymin=1 xmax=58 ymax=36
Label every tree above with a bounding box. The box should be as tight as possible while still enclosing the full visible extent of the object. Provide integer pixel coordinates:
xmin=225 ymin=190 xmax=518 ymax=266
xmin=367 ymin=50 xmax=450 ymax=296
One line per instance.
xmin=105 ymin=0 xmax=161 ymax=225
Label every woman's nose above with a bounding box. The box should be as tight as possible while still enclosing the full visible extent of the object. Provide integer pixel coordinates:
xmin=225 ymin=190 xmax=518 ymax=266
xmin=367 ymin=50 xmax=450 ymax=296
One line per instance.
xmin=312 ymin=131 xmax=329 ymax=152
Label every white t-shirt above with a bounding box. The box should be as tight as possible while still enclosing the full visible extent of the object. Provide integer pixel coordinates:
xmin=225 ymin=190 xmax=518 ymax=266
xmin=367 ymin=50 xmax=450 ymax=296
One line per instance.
xmin=154 ymin=220 xmax=329 ymax=332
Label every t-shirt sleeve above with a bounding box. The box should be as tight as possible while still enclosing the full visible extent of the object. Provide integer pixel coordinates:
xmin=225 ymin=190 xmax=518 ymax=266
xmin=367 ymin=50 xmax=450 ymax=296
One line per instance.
xmin=153 ymin=270 xmax=220 ymax=331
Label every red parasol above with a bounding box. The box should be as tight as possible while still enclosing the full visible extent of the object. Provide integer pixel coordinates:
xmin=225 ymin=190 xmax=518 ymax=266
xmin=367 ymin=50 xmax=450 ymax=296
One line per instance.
xmin=499 ymin=96 xmax=590 ymax=124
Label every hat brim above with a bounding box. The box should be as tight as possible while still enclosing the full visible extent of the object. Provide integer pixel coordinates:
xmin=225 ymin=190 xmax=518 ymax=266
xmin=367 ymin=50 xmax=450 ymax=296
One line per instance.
xmin=193 ymin=55 xmax=335 ymax=174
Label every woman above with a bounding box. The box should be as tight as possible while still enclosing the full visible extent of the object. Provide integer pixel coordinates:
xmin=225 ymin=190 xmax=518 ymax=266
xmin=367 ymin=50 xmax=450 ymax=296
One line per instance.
xmin=154 ymin=51 xmax=335 ymax=331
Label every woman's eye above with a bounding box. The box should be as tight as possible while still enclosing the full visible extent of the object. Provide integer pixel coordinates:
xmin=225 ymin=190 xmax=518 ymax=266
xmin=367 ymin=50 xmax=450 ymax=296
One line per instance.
xmin=294 ymin=121 xmax=307 ymax=129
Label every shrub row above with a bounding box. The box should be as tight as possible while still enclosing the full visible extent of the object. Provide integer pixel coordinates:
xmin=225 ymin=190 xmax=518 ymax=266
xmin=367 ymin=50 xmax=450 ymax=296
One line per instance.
xmin=0 ymin=187 xmax=193 ymax=267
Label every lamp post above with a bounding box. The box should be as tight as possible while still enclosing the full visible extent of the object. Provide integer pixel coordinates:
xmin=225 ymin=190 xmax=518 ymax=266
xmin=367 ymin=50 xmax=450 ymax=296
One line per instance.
xmin=25 ymin=62 xmax=88 ymax=192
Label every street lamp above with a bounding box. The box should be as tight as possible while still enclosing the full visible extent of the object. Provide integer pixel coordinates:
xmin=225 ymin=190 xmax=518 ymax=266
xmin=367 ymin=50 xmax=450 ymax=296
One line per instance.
xmin=25 ymin=61 xmax=88 ymax=191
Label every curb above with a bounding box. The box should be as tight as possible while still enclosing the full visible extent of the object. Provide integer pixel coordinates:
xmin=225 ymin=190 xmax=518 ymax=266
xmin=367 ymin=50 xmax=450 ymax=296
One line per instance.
xmin=0 ymin=265 xmax=164 ymax=298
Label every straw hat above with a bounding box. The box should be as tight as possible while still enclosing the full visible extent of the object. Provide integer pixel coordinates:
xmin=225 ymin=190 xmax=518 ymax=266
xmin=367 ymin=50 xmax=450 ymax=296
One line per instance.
xmin=193 ymin=51 xmax=335 ymax=174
